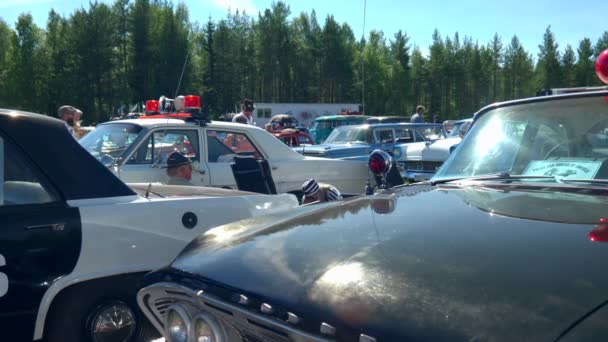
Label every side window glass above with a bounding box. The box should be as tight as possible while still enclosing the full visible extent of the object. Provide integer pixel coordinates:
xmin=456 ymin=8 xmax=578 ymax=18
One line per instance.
xmin=1 ymin=137 xmax=56 ymax=206
xmin=375 ymin=129 xmax=395 ymax=144
xmin=395 ymin=128 xmax=413 ymax=143
xmin=128 ymin=130 xmax=199 ymax=165
xmin=207 ymin=130 xmax=263 ymax=162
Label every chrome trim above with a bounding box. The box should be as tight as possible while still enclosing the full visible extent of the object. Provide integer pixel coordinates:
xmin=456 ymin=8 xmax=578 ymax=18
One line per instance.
xmin=287 ymin=312 xmax=300 ymax=324
xmin=359 ymin=334 xmax=377 ymax=342
xmin=261 ymin=303 xmax=273 ymax=314
xmin=238 ymin=294 xmax=249 ymax=305
xmin=320 ymin=322 xmax=336 ymax=336
xmin=138 ymin=282 xmax=333 ymax=342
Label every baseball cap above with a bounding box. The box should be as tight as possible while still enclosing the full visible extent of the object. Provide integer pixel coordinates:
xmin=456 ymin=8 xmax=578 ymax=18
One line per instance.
xmin=326 ymin=186 xmax=342 ymax=201
xmin=242 ymin=99 xmax=255 ymax=112
xmin=166 ymin=152 xmax=191 ymax=168
xmin=302 ymin=178 xmax=320 ymax=196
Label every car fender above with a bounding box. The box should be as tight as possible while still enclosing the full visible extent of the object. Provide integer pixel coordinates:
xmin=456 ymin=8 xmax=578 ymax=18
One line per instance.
xmin=33 ymin=193 xmax=298 ymax=340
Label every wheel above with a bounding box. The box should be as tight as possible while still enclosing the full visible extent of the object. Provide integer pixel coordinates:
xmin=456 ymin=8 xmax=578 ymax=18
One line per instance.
xmin=45 ymin=278 xmax=159 ymax=342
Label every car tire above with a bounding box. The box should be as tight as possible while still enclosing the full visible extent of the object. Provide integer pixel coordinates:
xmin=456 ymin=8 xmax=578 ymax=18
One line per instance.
xmin=45 ymin=278 xmax=159 ymax=342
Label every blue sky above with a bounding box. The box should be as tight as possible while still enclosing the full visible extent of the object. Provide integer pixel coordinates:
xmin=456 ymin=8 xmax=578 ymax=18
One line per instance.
xmin=1 ymin=0 xmax=607 ymax=57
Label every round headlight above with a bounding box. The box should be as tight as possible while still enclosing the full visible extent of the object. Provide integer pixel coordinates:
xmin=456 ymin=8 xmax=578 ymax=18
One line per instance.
xmin=193 ymin=312 xmax=225 ymax=342
xmin=165 ymin=305 xmax=191 ymax=342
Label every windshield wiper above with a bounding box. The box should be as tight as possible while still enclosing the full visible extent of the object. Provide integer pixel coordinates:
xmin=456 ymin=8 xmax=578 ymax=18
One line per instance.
xmin=558 ymin=179 xmax=608 ymax=185
xmin=431 ymin=172 xmax=555 ymax=185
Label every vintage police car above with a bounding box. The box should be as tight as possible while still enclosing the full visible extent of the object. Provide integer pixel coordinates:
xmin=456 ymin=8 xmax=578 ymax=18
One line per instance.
xmin=79 ymin=117 xmax=368 ymax=197
xmin=0 ymin=108 xmax=300 ymax=342
xmin=137 ymin=53 xmax=608 ymax=341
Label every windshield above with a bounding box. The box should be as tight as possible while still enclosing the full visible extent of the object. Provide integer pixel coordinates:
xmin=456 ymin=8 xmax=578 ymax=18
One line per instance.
xmin=417 ymin=124 xmax=446 ymax=140
xmin=448 ymin=121 xmax=472 ymax=138
xmin=324 ymin=126 xmax=369 ymax=144
xmin=79 ymin=123 xmax=142 ymax=161
xmin=434 ymin=95 xmax=608 ymax=182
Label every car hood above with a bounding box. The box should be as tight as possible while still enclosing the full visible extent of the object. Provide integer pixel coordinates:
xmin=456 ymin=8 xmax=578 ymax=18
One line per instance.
xmin=170 ymin=185 xmax=608 ymax=340
xmin=398 ymin=137 xmax=461 ymax=161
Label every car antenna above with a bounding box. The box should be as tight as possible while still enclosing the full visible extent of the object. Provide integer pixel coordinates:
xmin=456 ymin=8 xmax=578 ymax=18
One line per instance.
xmin=174 ymin=52 xmax=190 ymax=99
xmin=145 ymin=182 xmax=152 ymax=199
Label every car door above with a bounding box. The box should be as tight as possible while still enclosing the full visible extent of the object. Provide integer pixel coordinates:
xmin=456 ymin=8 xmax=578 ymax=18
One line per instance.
xmin=205 ymin=129 xmax=263 ymax=189
xmin=0 ymin=134 xmax=81 ymax=340
xmin=120 ymin=128 xmax=208 ymax=186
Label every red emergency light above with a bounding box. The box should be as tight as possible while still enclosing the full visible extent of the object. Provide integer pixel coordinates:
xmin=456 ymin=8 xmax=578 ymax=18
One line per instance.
xmin=184 ymin=95 xmax=201 ymax=109
xmin=596 ymin=49 xmax=608 ymax=85
xmin=145 ymin=100 xmax=159 ymax=113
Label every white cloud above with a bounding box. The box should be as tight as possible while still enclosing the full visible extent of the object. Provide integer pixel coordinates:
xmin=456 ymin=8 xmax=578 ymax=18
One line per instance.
xmin=0 ymin=0 xmax=52 ymax=8
xmin=210 ymin=0 xmax=258 ymax=15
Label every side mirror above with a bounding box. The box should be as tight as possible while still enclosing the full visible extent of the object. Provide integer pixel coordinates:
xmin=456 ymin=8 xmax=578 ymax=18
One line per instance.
xmin=100 ymin=154 xmax=116 ymax=167
xmin=449 ymin=144 xmax=459 ymax=155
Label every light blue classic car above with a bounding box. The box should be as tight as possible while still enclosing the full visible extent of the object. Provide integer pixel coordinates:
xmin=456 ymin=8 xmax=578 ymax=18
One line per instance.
xmin=293 ymin=123 xmax=445 ymax=161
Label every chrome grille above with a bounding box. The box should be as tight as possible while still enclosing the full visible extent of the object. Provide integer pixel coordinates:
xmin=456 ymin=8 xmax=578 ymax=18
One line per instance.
xmin=138 ymin=282 xmax=332 ymax=342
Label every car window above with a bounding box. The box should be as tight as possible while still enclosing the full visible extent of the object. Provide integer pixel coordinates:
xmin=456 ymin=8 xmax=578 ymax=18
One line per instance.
xmin=207 ymin=130 xmax=263 ymax=162
xmin=298 ymin=135 xmax=312 ymax=144
xmin=1 ymin=136 xmax=57 ymax=206
xmin=374 ymin=128 xmax=395 ymax=144
xmin=127 ymin=129 xmax=199 ymax=165
xmin=394 ymin=128 xmax=414 ymax=143
xmin=79 ymin=123 xmax=142 ymax=162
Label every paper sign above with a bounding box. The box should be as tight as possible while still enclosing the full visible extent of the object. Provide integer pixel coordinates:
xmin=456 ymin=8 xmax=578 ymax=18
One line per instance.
xmin=523 ymin=160 xmax=603 ymax=179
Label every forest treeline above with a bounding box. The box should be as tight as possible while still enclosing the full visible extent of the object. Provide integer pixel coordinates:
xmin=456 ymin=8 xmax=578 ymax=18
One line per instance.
xmin=0 ymin=0 xmax=607 ymax=123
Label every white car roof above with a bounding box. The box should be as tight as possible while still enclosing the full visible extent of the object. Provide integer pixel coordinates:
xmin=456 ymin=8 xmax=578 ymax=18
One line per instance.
xmin=103 ymin=118 xmax=303 ymax=160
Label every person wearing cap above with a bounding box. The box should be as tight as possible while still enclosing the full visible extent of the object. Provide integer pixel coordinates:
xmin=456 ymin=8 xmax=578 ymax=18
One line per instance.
xmin=58 ymin=105 xmax=79 ymax=138
xmin=165 ymin=152 xmax=193 ymax=186
xmin=301 ymin=178 xmax=343 ymax=204
xmin=232 ymin=99 xmax=256 ymax=125
xmin=410 ymin=105 xmax=425 ymax=123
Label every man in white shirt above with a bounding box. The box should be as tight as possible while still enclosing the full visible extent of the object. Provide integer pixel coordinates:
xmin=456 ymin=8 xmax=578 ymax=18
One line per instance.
xmin=232 ymin=99 xmax=256 ymax=125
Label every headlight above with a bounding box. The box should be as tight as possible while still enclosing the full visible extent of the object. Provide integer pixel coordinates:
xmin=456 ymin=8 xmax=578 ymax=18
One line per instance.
xmin=165 ymin=305 xmax=190 ymax=342
xmin=193 ymin=312 xmax=225 ymax=342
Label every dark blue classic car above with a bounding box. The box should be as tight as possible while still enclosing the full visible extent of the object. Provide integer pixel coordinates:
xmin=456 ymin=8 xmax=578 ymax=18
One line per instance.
xmin=138 ymin=84 xmax=608 ymax=341
xmin=293 ymin=123 xmax=444 ymax=161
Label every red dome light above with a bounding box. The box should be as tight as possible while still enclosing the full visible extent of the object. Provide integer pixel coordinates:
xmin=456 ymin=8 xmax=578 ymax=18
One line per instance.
xmin=183 ymin=95 xmax=201 ymax=109
xmin=368 ymin=150 xmax=392 ymax=175
xmin=589 ymin=218 xmax=608 ymax=243
xmin=596 ymin=49 xmax=608 ymax=84
xmin=145 ymin=100 xmax=159 ymax=113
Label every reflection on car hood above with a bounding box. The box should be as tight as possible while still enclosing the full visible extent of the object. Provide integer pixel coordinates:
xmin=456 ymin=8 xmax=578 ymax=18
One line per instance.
xmin=171 ymin=185 xmax=608 ymax=340
xmin=298 ymin=143 xmax=370 ymax=155
xmin=127 ymin=183 xmax=258 ymax=198
xmin=399 ymin=137 xmax=461 ymax=161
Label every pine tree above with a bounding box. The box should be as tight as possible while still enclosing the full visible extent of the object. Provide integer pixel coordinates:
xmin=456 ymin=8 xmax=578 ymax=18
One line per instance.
xmin=575 ymin=38 xmax=595 ymax=86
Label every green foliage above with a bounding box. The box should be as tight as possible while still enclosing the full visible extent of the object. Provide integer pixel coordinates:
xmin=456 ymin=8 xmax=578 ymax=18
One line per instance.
xmin=0 ymin=1 xmax=604 ymax=121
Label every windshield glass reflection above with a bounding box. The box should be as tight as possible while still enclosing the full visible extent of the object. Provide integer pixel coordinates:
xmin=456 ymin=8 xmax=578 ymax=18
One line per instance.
xmin=434 ymin=95 xmax=608 ymax=182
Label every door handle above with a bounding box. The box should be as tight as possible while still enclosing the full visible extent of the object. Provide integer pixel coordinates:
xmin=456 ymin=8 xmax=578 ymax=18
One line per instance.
xmin=26 ymin=223 xmax=66 ymax=231
xmin=271 ymin=166 xmax=278 ymax=170
xmin=199 ymin=170 xmax=206 ymax=175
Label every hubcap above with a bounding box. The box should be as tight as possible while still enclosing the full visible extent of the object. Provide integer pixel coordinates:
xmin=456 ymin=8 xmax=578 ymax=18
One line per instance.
xmin=89 ymin=302 xmax=137 ymax=342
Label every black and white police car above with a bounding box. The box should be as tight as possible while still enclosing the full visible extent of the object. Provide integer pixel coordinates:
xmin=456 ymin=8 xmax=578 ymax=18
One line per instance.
xmin=0 ymin=109 xmax=298 ymax=342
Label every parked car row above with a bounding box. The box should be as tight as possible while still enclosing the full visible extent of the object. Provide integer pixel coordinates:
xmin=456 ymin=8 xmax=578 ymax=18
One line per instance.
xmin=138 ymin=86 xmax=608 ymax=342
xmin=3 ymin=49 xmax=608 ymax=342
